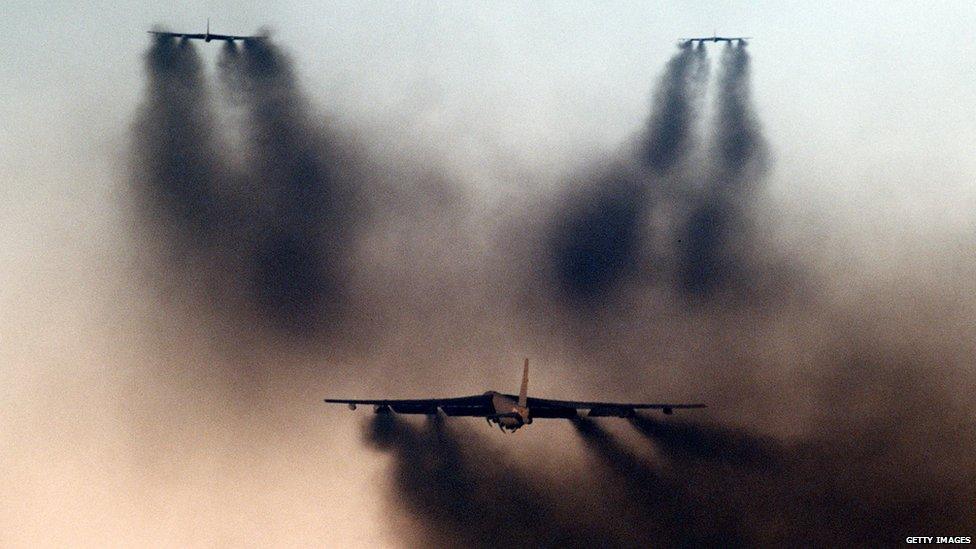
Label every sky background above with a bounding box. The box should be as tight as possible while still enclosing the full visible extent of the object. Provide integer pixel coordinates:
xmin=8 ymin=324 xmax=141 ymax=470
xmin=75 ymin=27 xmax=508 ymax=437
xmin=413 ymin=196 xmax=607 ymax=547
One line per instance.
xmin=2 ymin=1 xmax=975 ymax=546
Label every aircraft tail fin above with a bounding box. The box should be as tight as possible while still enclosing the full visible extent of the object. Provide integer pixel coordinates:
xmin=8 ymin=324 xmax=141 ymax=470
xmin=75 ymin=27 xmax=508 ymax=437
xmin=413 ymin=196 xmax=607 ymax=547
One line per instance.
xmin=518 ymin=358 xmax=529 ymax=407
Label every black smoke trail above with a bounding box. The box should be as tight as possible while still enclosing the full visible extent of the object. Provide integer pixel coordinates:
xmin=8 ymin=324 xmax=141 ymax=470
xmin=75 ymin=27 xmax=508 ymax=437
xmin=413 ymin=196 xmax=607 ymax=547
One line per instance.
xmin=132 ymin=35 xmax=376 ymax=342
xmin=365 ymin=414 xmax=617 ymax=548
xmin=223 ymin=38 xmax=366 ymax=333
xmin=629 ymin=414 xmax=784 ymax=469
xmin=712 ymin=42 xmax=766 ymax=184
xmin=628 ymin=382 xmax=976 ymax=547
xmin=640 ymin=42 xmax=708 ymax=176
xmin=131 ymin=36 xmax=230 ymax=244
xmin=572 ymin=418 xmax=743 ymax=547
xmin=677 ymin=42 xmax=768 ymax=297
xmin=550 ymin=174 xmax=645 ymax=303
xmin=548 ymin=44 xmax=708 ymax=305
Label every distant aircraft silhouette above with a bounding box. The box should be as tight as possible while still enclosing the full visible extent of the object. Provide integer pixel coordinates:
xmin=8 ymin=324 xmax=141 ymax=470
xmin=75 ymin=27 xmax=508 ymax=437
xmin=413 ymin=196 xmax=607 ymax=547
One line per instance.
xmin=148 ymin=18 xmax=263 ymax=43
xmin=325 ymin=359 xmax=705 ymax=432
xmin=679 ymin=34 xmax=751 ymax=46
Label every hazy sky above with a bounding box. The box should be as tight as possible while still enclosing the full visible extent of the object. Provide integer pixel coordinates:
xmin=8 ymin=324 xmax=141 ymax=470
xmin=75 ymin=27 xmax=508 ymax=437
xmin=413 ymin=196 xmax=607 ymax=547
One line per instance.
xmin=2 ymin=1 xmax=975 ymax=546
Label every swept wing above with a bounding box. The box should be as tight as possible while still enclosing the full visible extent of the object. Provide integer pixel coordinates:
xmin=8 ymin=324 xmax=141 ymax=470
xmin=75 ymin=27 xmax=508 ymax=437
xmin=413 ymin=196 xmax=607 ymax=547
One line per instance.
xmin=147 ymin=30 xmax=260 ymax=42
xmin=324 ymin=393 xmax=704 ymax=418
xmin=324 ymin=394 xmax=494 ymax=416
xmin=523 ymin=395 xmax=706 ymax=417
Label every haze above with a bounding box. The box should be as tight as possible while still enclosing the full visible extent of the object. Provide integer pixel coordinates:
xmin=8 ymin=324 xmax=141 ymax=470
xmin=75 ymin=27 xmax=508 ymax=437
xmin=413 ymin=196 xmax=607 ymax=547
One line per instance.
xmin=2 ymin=2 xmax=975 ymax=546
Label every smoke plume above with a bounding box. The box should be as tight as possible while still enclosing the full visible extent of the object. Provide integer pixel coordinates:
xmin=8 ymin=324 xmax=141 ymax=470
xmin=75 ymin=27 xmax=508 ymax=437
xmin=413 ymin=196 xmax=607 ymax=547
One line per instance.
xmin=131 ymin=36 xmax=374 ymax=340
xmin=131 ymin=36 xmax=231 ymax=245
xmin=127 ymin=34 xmax=975 ymax=547
xmin=365 ymin=414 xmax=616 ymax=548
xmin=678 ymin=42 xmax=768 ymax=296
xmin=640 ymin=42 xmax=708 ymax=176
xmin=538 ymin=44 xmax=709 ymax=309
xmin=220 ymin=38 xmax=367 ymax=333
xmin=363 ymin=40 xmax=974 ymax=547
xmin=626 ymin=398 xmax=976 ymax=546
xmin=537 ymin=41 xmax=778 ymax=314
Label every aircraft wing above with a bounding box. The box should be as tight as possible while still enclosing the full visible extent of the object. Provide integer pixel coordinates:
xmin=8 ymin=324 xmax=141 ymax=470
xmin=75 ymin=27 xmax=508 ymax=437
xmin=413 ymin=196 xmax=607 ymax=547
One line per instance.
xmin=206 ymin=33 xmax=261 ymax=41
xmin=324 ymin=393 xmax=705 ymax=418
xmin=324 ymin=394 xmax=494 ymax=416
xmin=148 ymin=31 xmax=206 ymax=40
xmin=680 ymin=36 xmax=751 ymax=42
xmin=146 ymin=31 xmax=261 ymax=42
xmin=522 ymin=395 xmax=706 ymax=417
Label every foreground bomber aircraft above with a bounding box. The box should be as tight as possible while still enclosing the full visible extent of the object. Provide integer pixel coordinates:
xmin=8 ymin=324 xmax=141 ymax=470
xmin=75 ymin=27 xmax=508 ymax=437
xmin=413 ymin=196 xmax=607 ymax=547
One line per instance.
xmin=148 ymin=19 xmax=263 ymax=43
xmin=325 ymin=359 xmax=705 ymax=432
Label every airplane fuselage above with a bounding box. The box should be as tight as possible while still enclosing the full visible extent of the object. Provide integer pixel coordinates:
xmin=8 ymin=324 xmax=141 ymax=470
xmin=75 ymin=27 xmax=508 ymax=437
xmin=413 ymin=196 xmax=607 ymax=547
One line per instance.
xmin=487 ymin=391 xmax=531 ymax=432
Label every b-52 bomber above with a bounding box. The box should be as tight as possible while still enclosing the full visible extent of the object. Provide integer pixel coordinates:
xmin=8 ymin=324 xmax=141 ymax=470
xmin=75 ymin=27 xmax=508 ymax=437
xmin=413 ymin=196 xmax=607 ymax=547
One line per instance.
xmin=324 ymin=359 xmax=705 ymax=432
xmin=679 ymin=34 xmax=751 ymax=46
xmin=148 ymin=19 xmax=263 ymax=43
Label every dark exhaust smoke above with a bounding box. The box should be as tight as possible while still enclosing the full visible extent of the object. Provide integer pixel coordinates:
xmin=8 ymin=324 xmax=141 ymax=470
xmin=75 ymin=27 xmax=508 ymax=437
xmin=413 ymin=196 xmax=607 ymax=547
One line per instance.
xmin=541 ymin=41 xmax=777 ymax=311
xmin=712 ymin=42 xmax=766 ymax=184
xmin=550 ymin=175 xmax=645 ymax=303
xmin=132 ymin=37 xmax=229 ymax=244
xmin=677 ymin=42 xmax=768 ymax=296
xmin=629 ymin=414 xmax=783 ymax=469
xmin=365 ymin=414 xmax=614 ymax=548
xmin=132 ymin=36 xmax=371 ymax=339
xmin=127 ymin=32 xmax=976 ymax=548
xmin=546 ymin=44 xmax=709 ymax=306
xmin=218 ymin=38 xmax=364 ymax=332
xmin=626 ymin=379 xmax=976 ymax=546
xmin=640 ymin=42 xmax=708 ymax=176
xmin=363 ymin=39 xmax=974 ymax=547
xmin=572 ymin=418 xmax=740 ymax=546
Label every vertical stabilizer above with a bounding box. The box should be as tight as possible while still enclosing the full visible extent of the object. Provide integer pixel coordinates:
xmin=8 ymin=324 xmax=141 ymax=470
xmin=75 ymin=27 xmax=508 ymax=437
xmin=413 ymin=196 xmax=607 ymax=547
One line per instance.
xmin=518 ymin=358 xmax=529 ymax=407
